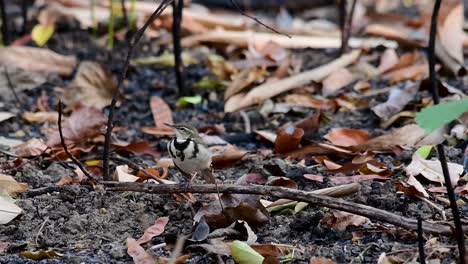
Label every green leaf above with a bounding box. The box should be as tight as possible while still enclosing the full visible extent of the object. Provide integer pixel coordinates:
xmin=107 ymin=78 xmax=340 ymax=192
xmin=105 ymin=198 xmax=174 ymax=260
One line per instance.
xmin=415 ymin=145 xmax=432 ymax=159
xmin=132 ymin=52 xmax=198 ymax=67
xmin=194 ymin=76 xmax=225 ymax=90
xmin=295 ymin=202 xmax=309 ymax=213
xmin=31 ymin=24 xmax=55 ymax=46
xmin=228 ymin=240 xmax=264 ymax=264
xmin=416 ymin=99 xmax=468 ymax=132
xmin=176 ymin=95 xmax=202 ymax=108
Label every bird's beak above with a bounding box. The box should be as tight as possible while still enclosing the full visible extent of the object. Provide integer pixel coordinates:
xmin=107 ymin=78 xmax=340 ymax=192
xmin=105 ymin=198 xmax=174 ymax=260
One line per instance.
xmin=164 ymin=123 xmax=176 ymax=129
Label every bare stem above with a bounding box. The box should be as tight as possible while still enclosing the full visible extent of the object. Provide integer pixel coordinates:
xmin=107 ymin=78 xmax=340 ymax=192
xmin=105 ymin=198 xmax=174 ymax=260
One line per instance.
xmin=172 ymin=0 xmax=187 ymax=96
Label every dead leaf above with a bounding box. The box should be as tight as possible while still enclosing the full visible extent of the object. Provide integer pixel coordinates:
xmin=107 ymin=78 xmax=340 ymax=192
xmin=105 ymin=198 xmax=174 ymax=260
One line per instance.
xmin=324 ymin=128 xmax=370 ymax=147
xmin=267 ymin=177 xmax=297 ymax=189
xmin=438 ymin=4 xmax=464 ymax=64
xmin=115 ymin=165 xmax=139 ymax=182
xmin=386 ymin=62 xmax=430 ymax=83
xmin=141 ymin=126 xmax=175 ymax=136
xmin=0 ymin=196 xmax=22 ymax=224
xmin=60 ymin=61 xmax=116 ymax=109
xmin=394 ymin=175 xmax=429 ymax=198
xmin=150 ymin=96 xmax=174 ymax=128
xmin=321 ymin=210 xmax=370 ymax=231
xmin=0 ymin=174 xmax=29 ymax=194
xmin=224 ymin=67 xmax=268 ymax=100
xmin=371 ymin=81 xmax=420 ymax=121
xmin=406 ymin=153 xmax=462 ymax=186
xmin=274 ymin=125 xmax=304 ymax=153
xmin=224 ymin=50 xmax=360 ymax=112
xmin=327 ymin=174 xmax=388 ymax=184
xmin=126 ymin=238 xmax=154 ymax=264
xmin=303 ymin=174 xmax=324 ymax=182
xmin=378 ymin=48 xmax=399 ymax=73
xmin=384 ymin=51 xmax=420 ymax=73
xmin=286 ymin=143 xmax=353 ymax=160
xmin=22 ymin=112 xmax=59 ymax=123
xmin=194 ymin=193 xmax=270 ymax=229
xmin=11 ymin=138 xmax=48 ymax=157
xmin=0 ymin=46 xmax=77 ymax=76
xmin=211 ymin=144 xmax=248 ymax=168
xmin=310 ymin=257 xmax=336 ymax=264
xmin=112 ymin=141 xmax=160 ymax=157
xmin=354 ymin=124 xmax=426 ymax=152
xmin=46 ymin=105 xmax=106 ymax=147
xmin=137 ymin=217 xmax=169 ymax=244
xmin=284 ymin=94 xmax=335 ymax=110
xmin=0 ymin=112 xmax=15 ymax=123
xmin=252 ymin=41 xmax=287 ymax=62
xmin=322 ymin=68 xmax=355 ymax=97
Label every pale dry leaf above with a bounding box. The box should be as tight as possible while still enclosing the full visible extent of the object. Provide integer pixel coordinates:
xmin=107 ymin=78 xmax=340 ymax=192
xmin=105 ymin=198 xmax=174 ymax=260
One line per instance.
xmin=284 ymin=94 xmax=335 ymax=110
xmin=406 ymin=153 xmax=462 ymax=186
xmin=224 ymin=50 xmax=360 ymax=112
xmin=60 ymin=61 xmax=116 ymax=109
xmin=323 ymin=210 xmax=370 ymax=231
xmin=438 ymin=4 xmax=464 ymax=64
xmin=0 ymin=196 xmax=22 ymax=224
xmin=355 ymin=124 xmax=426 ymax=151
xmin=378 ymin=48 xmax=399 ymax=73
xmin=394 ymin=175 xmax=429 ymax=198
xmin=115 ymin=165 xmax=139 ymax=182
xmin=0 ymin=174 xmax=29 ymax=195
xmin=126 ymin=238 xmax=154 ymax=264
xmin=322 ymin=68 xmax=355 ymax=97
xmin=137 ymin=217 xmax=169 ymax=244
xmin=387 ymin=63 xmax=429 ymax=83
xmin=0 ymin=112 xmax=15 ymax=123
xmin=371 ymin=81 xmax=419 ymax=120
xmin=23 ymin=112 xmax=59 ymax=123
xmin=11 ymin=138 xmax=48 ymax=157
xmin=0 ymin=46 xmax=77 ymax=76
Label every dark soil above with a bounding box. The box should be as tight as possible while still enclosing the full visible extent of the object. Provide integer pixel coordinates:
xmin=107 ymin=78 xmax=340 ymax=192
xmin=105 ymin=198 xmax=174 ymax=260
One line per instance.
xmin=0 ymin=4 xmax=467 ymax=264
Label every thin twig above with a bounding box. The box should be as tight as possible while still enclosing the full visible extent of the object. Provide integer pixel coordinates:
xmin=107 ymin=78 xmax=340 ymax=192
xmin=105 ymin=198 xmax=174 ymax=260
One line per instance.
xmin=342 ymin=0 xmax=357 ymax=54
xmin=102 ymin=0 xmax=174 ymax=180
xmin=338 ymin=0 xmax=346 ymax=55
xmin=229 ymin=0 xmax=290 ymax=38
xmin=35 ymin=216 xmax=49 ymax=247
xmin=418 ymin=217 xmax=426 ymax=264
xmin=21 ymin=0 xmax=27 ymax=34
xmin=102 ymin=182 xmax=468 ymax=236
xmin=0 ymin=0 xmax=8 ymax=45
xmin=58 ymin=101 xmax=94 ymax=181
xmin=4 ymin=66 xmax=23 ymax=110
xmin=121 ymin=0 xmax=128 ymax=27
xmin=427 ymin=0 xmax=466 ymax=261
xmin=172 ymin=0 xmax=187 ymax=96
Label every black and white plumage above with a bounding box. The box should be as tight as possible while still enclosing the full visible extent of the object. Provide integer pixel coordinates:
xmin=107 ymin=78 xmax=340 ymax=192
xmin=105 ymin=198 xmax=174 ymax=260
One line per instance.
xmin=166 ymin=123 xmax=213 ymax=184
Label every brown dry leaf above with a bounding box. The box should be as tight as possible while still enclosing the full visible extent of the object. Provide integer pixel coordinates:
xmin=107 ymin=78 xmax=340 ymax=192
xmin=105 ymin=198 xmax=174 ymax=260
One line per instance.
xmin=324 ymin=128 xmax=370 ymax=147
xmin=59 ymin=61 xmax=116 ymax=109
xmin=23 ymin=112 xmax=59 ymax=123
xmin=394 ymin=175 xmax=429 ymax=198
xmin=252 ymin=41 xmax=287 ymax=62
xmin=150 ymin=96 xmax=173 ymax=128
xmin=156 ymin=255 xmax=190 ymax=264
xmin=112 ymin=141 xmax=160 ymax=157
xmin=211 ymin=144 xmax=248 ymax=168
xmin=295 ymin=111 xmax=322 ymax=139
xmin=0 ymin=174 xmax=29 ymax=194
xmin=0 ymin=46 xmax=77 ymax=76
xmin=251 ymin=244 xmax=282 ymax=260
xmin=224 ymin=67 xmax=268 ymax=100
xmin=322 ymin=68 xmax=355 ymax=97
xmin=46 ymin=106 xmax=106 ymax=147
xmin=56 ymin=175 xmax=76 ymax=186
xmin=354 ymin=124 xmax=426 ymax=152
xmin=321 ymin=210 xmax=370 ymax=231
xmin=386 ymin=63 xmax=429 ymax=83
xmin=11 ymin=138 xmax=48 ymax=157
xmin=438 ymin=4 xmax=464 ymax=64
xmin=384 ymin=51 xmax=420 ymax=73
xmin=268 ymin=177 xmax=297 ymax=189
xmin=286 ymin=143 xmax=353 ymax=160
xmin=194 ymin=193 xmax=270 ymax=229
xmin=141 ymin=126 xmax=175 ymax=136
xmin=310 ymin=257 xmax=337 ymax=264
xmin=224 ymin=50 xmax=360 ymax=112
xmin=274 ymin=125 xmax=304 ymax=153
xmin=284 ymin=94 xmax=335 ymax=110
xmin=365 ymin=24 xmax=424 ymax=48
xmin=126 ymin=238 xmax=154 ymax=264
xmin=0 ymin=112 xmax=15 ymax=123
xmin=406 ymin=153 xmax=462 ymax=186
xmin=303 ymin=174 xmax=324 ymax=182
xmin=378 ymin=48 xmax=399 ymax=73
xmin=371 ymin=81 xmax=420 ymax=121
xmin=327 ymin=174 xmax=388 ymax=184
xmin=137 ymin=217 xmax=169 ymax=244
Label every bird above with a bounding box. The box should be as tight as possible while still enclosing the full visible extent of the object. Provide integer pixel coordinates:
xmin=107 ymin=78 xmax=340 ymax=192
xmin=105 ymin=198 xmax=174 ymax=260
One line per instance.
xmin=165 ymin=123 xmax=215 ymax=190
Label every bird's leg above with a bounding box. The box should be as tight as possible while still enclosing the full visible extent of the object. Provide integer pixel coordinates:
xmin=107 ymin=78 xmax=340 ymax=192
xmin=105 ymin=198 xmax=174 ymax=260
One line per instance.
xmin=183 ymin=172 xmax=197 ymax=193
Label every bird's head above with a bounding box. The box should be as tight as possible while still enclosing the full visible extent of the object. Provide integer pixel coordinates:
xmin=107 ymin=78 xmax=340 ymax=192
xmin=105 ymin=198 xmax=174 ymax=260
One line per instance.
xmin=165 ymin=123 xmax=199 ymax=140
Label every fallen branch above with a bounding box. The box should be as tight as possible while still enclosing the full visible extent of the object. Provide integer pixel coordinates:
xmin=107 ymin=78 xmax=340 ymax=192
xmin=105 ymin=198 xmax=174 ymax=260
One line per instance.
xmin=102 ymin=182 xmax=465 ymax=236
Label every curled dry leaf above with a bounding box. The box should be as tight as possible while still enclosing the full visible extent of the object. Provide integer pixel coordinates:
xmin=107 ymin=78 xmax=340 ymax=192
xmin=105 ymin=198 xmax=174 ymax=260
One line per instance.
xmin=211 ymin=144 xmax=248 ymax=168
xmin=438 ymin=4 xmax=464 ymax=64
xmin=322 ymin=68 xmax=355 ymax=97
xmin=11 ymin=138 xmax=48 ymax=157
xmin=321 ymin=210 xmax=370 ymax=231
xmin=251 ymin=40 xmax=287 ymax=62
xmin=224 ymin=67 xmax=268 ymax=100
xmin=46 ymin=106 xmax=106 ymax=147
xmin=386 ymin=62 xmax=430 ymax=83
xmin=371 ymin=81 xmax=420 ymax=121
xmin=115 ymin=165 xmax=139 ymax=182
xmin=393 ymin=175 xmax=429 ymax=198
xmin=324 ymin=128 xmax=370 ymax=147
xmin=0 ymin=174 xmax=29 ymax=194
xmin=274 ymin=125 xmax=304 ymax=153
xmin=378 ymin=48 xmax=399 ymax=73
xmin=137 ymin=217 xmax=169 ymax=244
xmin=406 ymin=153 xmax=462 ymax=186
xmin=126 ymin=238 xmax=154 ymax=264
xmin=22 ymin=112 xmax=59 ymax=123
xmin=354 ymin=124 xmax=426 ymax=152
xmin=59 ymin=61 xmax=116 ymax=109
xmin=112 ymin=141 xmax=160 ymax=157
xmin=0 ymin=46 xmax=77 ymax=77
xmin=284 ymin=94 xmax=335 ymax=110
xmin=194 ymin=193 xmax=270 ymax=229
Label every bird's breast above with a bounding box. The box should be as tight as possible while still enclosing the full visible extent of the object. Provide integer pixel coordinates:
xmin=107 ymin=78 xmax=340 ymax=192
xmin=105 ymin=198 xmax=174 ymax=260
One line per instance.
xmin=168 ymin=138 xmax=212 ymax=174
